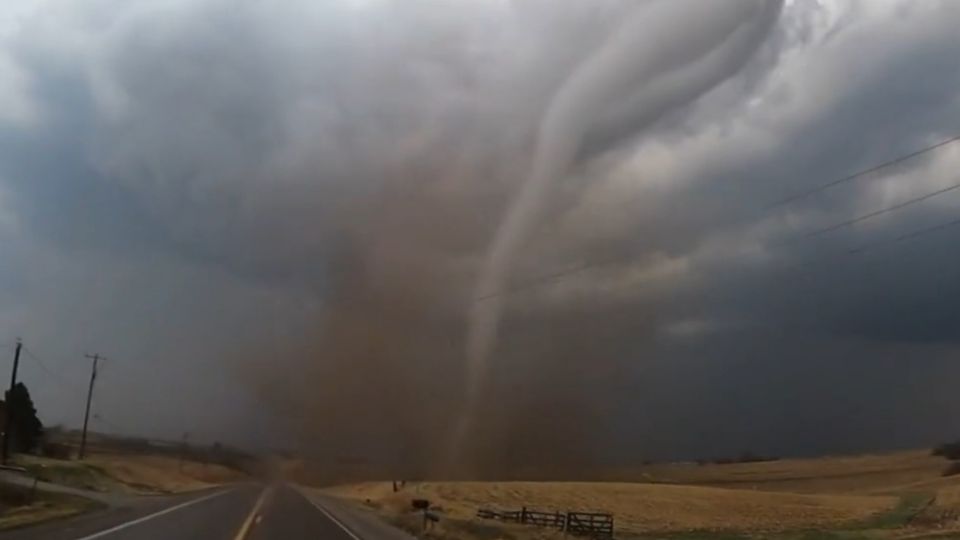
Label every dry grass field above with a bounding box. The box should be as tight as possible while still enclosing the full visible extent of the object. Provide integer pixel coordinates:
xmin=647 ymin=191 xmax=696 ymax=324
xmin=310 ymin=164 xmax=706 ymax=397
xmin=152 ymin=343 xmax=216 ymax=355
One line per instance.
xmin=16 ymin=451 xmax=246 ymax=494
xmin=630 ymin=451 xmax=951 ymax=494
xmin=86 ymin=453 xmax=246 ymax=493
xmin=320 ymin=450 xmax=960 ymax=539
xmin=326 ymin=481 xmax=897 ymax=533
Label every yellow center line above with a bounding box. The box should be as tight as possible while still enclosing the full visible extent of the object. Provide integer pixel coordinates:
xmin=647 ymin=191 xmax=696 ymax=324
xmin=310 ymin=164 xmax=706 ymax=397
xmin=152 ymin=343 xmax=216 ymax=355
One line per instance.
xmin=234 ymin=485 xmax=273 ymax=540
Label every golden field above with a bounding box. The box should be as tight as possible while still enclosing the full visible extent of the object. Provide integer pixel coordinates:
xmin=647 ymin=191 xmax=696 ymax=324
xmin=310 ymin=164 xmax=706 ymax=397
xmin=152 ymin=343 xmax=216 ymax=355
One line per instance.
xmin=326 ymin=480 xmax=897 ymax=533
xmin=630 ymin=450 xmax=950 ymax=494
xmin=319 ymin=450 xmax=960 ymax=538
xmin=86 ymin=453 xmax=246 ymax=493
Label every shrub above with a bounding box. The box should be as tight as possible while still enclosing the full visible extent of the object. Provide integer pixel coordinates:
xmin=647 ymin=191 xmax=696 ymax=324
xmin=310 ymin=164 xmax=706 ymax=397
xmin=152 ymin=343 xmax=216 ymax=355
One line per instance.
xmin=709 ymin=452 xmax=780 ymax=465
xmin=41 ymin=441 xmax=74 ymax=460
xmin=942 ymin=461 xmax=960 ymax=477
xmin=932 ymin=441 xmax=960 ymax=460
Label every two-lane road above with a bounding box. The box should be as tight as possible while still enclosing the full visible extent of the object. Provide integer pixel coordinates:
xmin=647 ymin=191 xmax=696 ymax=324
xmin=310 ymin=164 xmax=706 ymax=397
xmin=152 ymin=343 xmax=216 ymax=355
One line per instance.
xmin=0 ymin=484 xmax=384 ymax=540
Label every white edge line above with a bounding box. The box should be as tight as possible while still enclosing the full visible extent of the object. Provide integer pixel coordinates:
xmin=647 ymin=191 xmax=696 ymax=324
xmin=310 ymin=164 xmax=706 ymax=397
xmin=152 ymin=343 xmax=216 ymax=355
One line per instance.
xmin=75 ymin=488 xmax=233 ymax=540
xmin=294 ymin=487 xmax=364 ymax=540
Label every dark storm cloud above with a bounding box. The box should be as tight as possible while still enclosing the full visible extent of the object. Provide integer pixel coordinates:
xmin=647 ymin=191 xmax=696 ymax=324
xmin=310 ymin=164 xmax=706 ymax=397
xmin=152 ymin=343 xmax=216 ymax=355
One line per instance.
xmin=2 ymin=0 xmax=960 ymax=468
xmin=677 ymin=1 xmax=960 ymax=345
xmin=491 ymin=0 xmax=960 ymax=460
xmin=539 ymin=0 xmax=960 ymax=325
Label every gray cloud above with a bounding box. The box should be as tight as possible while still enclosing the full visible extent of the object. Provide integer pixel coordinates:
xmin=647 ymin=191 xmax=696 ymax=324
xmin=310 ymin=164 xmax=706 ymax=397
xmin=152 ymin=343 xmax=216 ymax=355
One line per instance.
xmin=1 ymin=0 xmax=960 ymax=470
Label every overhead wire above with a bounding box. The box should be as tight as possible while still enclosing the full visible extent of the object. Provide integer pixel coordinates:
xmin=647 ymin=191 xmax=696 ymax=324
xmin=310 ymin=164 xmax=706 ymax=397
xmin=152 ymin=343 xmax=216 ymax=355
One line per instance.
xmin=765 ymin=133 xmax=960 ymax=208
xmin=777 ymin=210 xmax=960 ymax=283
xmin=787 ymin=180 xmax=960 ymax=244
xmin=475 ymin=133 xmax=960 ymax=301
xmin=21 ymin=346 xmax=87 ymax=396
xmin=851 ymin=213 xmax=960 ymax=254
xmin=20 ymin=349 xmax=141 ymax=435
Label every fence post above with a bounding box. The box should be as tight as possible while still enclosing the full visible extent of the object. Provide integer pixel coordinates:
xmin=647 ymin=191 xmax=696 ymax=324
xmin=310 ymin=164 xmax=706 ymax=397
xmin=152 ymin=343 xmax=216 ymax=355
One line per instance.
xmin=521 ymin=506 xmax=527 ymax=524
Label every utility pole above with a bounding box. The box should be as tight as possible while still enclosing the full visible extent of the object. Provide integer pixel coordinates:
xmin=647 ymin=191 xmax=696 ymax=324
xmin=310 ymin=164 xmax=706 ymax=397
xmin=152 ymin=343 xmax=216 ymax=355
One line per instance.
xmin=2 ymin=339 xmax=22 ymax=464
xmin=79 ymin=353 xmax=101 ymax=460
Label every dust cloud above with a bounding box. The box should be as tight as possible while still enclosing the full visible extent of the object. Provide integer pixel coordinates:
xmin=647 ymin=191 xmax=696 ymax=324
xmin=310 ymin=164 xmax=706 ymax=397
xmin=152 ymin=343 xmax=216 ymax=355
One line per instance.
xmin=262 ymin=0 xmax=784 ymax=481
xmin=459 ymin=0 xmax=782 ymax=466
xmin=8 ymin=0 xmax=960 ymax=471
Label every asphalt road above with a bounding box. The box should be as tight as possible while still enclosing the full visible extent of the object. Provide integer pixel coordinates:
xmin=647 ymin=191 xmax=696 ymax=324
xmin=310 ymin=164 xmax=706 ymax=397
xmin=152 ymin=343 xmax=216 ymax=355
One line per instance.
xmin=0 ymin=484 xmax=378 ymax=540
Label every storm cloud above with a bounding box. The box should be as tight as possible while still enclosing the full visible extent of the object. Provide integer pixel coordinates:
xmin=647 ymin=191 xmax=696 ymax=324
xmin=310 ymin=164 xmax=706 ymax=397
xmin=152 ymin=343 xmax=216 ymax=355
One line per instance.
xmin=2 ymin=0 xmax=960 ymax=473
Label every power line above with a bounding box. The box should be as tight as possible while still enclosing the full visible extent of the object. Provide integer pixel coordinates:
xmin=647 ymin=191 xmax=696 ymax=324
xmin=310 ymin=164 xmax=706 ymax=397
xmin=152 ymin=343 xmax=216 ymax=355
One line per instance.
xmin=785 ymin=211 xmax=960 ymax=278
xmin=766 ymin=133 xmax=960 ymax=209
xmin=92 ymin=357 xmax=151 ymax=383
xmin=13 ymin=345 xmax=145 ymax=441
xmin=21 ymin=347 xmax=56 ymax=377
xmin=21 ymin=346 xmax=87 ymax=395
xmin=767 ymin=216 xmax=960 ymax=312
xmin=477 ymin=135 xmax=960 ymax=301
xmin=475 ymin=260 xmax=603 ymax=301
xmin=482 ymin=180 xmax=960 ymax=300
xmin=851 ymin=213 xmax=960 ymax=255
xmin=781 ymin=179 xmax=960 ymax=245
xmin=480 ymin=203 xmax=960 ymax=303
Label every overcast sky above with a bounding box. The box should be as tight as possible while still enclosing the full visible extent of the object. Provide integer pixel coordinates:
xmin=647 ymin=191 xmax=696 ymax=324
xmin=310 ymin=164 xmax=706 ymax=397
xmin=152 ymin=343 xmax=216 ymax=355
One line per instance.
xmin=2 ymin=0 xmax=960 ymax=467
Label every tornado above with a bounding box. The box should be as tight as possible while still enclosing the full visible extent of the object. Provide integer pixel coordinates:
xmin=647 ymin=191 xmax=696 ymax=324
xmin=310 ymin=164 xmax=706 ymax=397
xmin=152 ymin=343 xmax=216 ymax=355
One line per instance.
xmin=454 ymin=0 xmax=784 ymax=466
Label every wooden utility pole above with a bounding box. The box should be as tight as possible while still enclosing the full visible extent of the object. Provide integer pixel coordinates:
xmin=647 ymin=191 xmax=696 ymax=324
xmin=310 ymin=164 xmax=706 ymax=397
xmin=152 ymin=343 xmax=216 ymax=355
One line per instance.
xmin=1 ymin=339 xmax=22 ymax=464
xmin=79 ymin=353 xmax=101 ymax=460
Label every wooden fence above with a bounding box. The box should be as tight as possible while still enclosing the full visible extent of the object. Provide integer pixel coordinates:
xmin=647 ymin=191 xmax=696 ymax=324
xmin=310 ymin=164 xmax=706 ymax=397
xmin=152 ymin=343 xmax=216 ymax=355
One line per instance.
xmin=522 ymin=508 xmax=566 ymax=529
xmin=476 ymin=506 xmax=613 ymax=537
xmin=565 ymin=511 xmax=614 ymax=537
